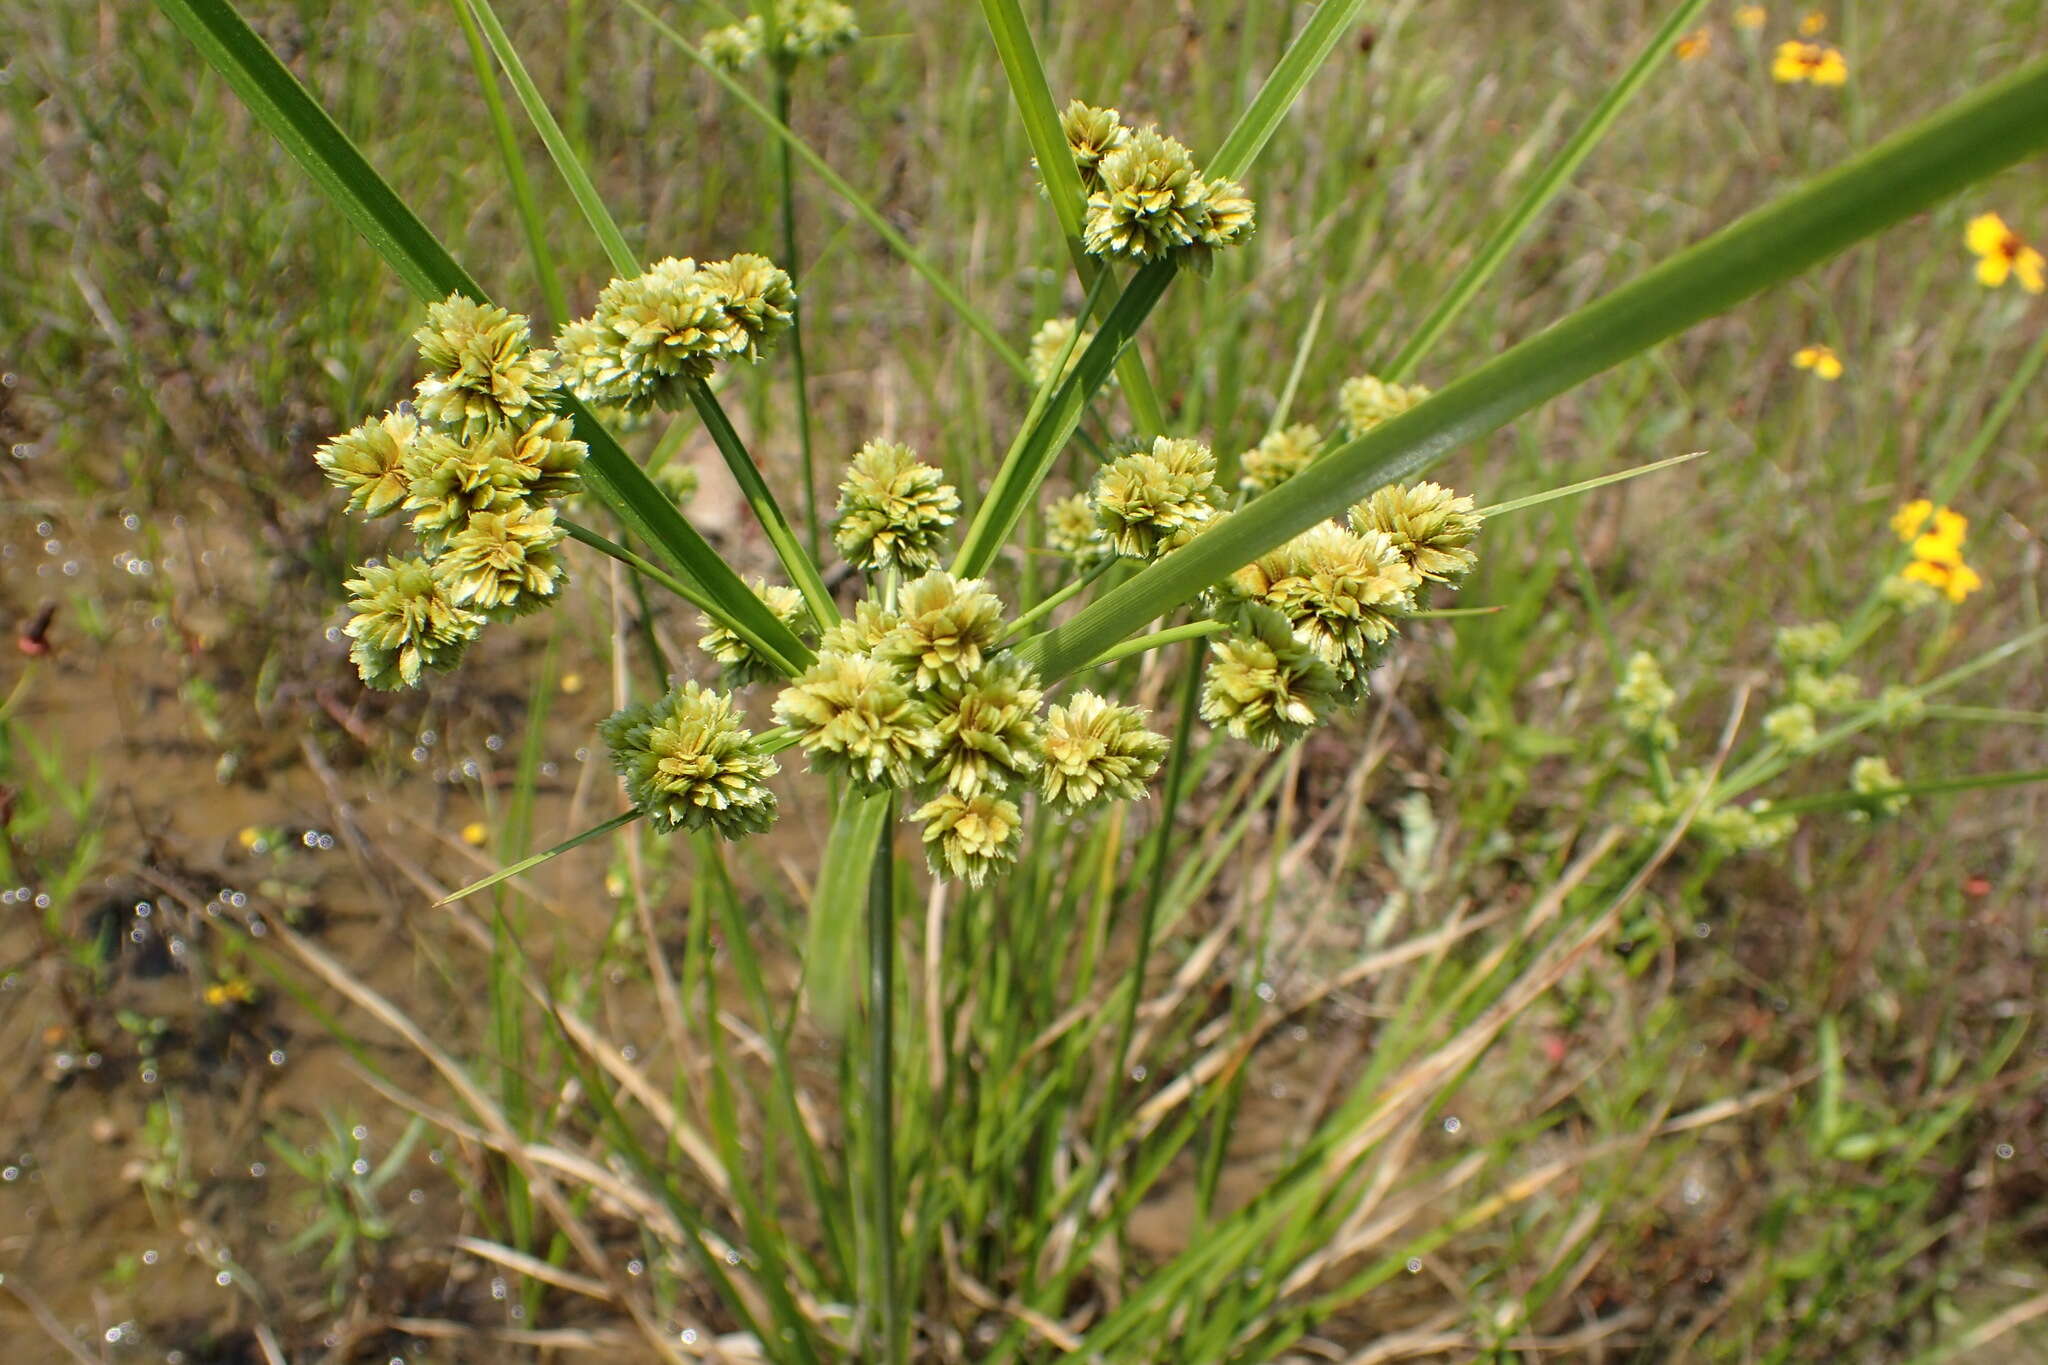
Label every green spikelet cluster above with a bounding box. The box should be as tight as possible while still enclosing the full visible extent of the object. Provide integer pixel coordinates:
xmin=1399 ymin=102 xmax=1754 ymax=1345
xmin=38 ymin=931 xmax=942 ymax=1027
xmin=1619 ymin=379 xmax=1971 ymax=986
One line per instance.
xmin=699 ymin=581 xmax=810 ymax=687
xmin=833 ymin=440 xmax=960 ymax=574
xmin=1221 ymin=522 xmax=1420 ymax=703
xmin=1065 ymin=105 xmax=1256 ymax=271
xmin=1338 ymin=373 xmax=1429 ymax=436
xmin=1199 ymin=608 xmax=1338 ymax=749
xmin=1238 ymin=424 xmax=1321 ymax=495
xmin=1349 ymin=481 xmax=1483 ymax=583
xmin=599 ymin=682 xmax=780 ymax=839
xmin=1041 ymin=692 xmax=1168 ymax=812
xmin=1092 ymin=436 xmax=1219 ymax=560
xmin=701 ymin=0 xmax=859 ymax=71
xmin=560 ymin=254 xmax=795 ymax=412
xmin=316 ymin=295 xmax=587 ymax=692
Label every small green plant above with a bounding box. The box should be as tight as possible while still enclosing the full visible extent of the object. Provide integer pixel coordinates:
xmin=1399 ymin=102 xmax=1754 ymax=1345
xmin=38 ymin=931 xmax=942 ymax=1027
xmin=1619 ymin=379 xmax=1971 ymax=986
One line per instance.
xmin=264 ymin=1112 xmax=427 ymax=1307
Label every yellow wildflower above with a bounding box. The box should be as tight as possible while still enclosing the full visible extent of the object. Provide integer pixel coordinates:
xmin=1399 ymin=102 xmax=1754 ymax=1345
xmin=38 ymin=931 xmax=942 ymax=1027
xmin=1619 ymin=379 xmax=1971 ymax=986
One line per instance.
xmin=1791 ymin=344 xmax=1842 ymax=380
xmin=461 ymin=821 xmax=489 ymax=847
xmin=204 ymin=978 xmax=258 ymax=1008
xmin=1965 ymin=213 xmax=2047 ymax=293
xmin=1798 ymin=9 xmax=1827 ymax=34
xmin=1900 ymin=553 xmax=1983 ymax=604
xmin=1734 ymin=5 xmax=1767 ymax=30
xmin=1772 ymin=40 xmax=1847 ymax=84
xmin=1676 ymin=28 xmax=1711 ymax=61
xmin=1889 ymin=498 xmax=1933 ymax=543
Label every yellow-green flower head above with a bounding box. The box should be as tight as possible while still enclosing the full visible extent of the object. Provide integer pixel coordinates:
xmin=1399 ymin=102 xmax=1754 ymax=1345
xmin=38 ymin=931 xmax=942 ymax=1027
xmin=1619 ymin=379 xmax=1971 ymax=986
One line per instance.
xmin=1083 ymin=126 xmax=1203 ymax=263
xmin=818 ymin=599 xmax=902 ymax=654
xmin=400 ymin=428 xmax=539 ymax=548
xmin=925 ymin=657 xmax=1045 ymax=797
xmin=1027 ymin=316 xmax=1096 ymax=390
xmin=1238 ymin=424 xmax=1321 ymax=496
xmin=1849 ymin=755 xmax=1907 ymax=819
xmin=598 ymin=681 xmax=780 ymax=839
xmin=832 ymin=439 xmax=960 ymax=574
xmin=697 ymin=253 xmax=797 ymax=361
xmin=1875 ymin=683 xmax=1925 ymax=729
xmin=1763 ymin=701 xmax=1818 ymax=752
xmin=342 ymin=556 xmax=483 ymax=691
xmin=699 ymin=581 xmax=808 ymax=688
xmin=1338 ymin=374 xmax=1430 ymax=437
xmin=1092 ymin=436 xmax=1219 ymax=560
xmin=1228 ymin=523 xmax=1418 ymax=699
xmin=315 ymin=408 xmax=418 ymax=518
xmin=412 ymin=294 xmax=557 ymax=439
xmin=881 ymin=571 xmax=1007 ymax=688
xmin=1700 ymin=799 xmax=1797 ymax=852
xmin=774 ymin=649 xmax=936 ymax=789
xmin=567 ymin=258 xmax=736 ymax=412
xmin=1790 ymin=669 xmax=1862 ymax=711
xmin=1617 ymin=651 xmax=1679 ymax=748
xmin=912 ymin=791 xmax=1022 ymax=887
xmin=1040 ymin=691 xmax=1167 ymax=812
xmin=783 ymin=0 xmax=860 ymax=60
xmin=1199 ymin=607 xmax=1338 ymax=749
xmin=1179 ymin=176 xmax=1256 ymax=275
xmin=1773 ymin=621 xmax=1843 ymax=669
xmin=701 ymin=18 xmax=763 ymax=70
xmin=434 ymin=504 xmax=568 ymax=619
xmin=1347 ymin=481 xmax=1483 ymax=583
xmin=1060 ymin=100 xmax=1129 ymax=191
xmin=1045 ymin=491 xmax=1110 ymax=569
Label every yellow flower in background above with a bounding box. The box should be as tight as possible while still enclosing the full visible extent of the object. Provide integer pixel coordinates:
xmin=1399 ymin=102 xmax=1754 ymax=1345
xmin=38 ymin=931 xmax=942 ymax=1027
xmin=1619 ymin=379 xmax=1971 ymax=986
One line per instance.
xmin=204 ymin=978 xmax=258 ymax=1008
xmin=1901 ymin=550 xmax=1983 ymax=603
xmin=1676 ymin=27 xmax=1712 ymax=61
xmin=1792 ymin=344 xmax=1843 ymax=380
xmin=1890 ymin=498 xmax=1934 ymax=542
xmin=461 ymin=820 xmax=489 ymax=847
xmin=1798 ymin=9 xmax=1827 ymax=34
xmin=1965 ymin=213 xmax=2047 ymax=293
xmin=1772 ymin=40 xmax=1847 ymax=84
xmin=1734 ymin=5 xmax=1767 ymax=30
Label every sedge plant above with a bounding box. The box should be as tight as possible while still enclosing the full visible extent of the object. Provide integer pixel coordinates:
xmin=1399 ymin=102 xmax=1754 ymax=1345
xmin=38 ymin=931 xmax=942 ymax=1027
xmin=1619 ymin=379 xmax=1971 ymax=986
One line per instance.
xmin=153 ymin=0 xmax=2048 ymax=1357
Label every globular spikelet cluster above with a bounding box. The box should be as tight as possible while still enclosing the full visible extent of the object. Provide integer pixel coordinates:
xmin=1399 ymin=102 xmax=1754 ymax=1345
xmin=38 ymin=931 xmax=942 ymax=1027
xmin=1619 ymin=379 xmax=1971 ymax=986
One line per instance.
xmin=558 ymin=254 xmax=795 ymax=413
xmin=762 ymin=549 xmax=1166 ymax=885
xmin=1092 ymin=436 xmax=1221 ymax=560
xmin=315 ymin=295 xmax=587 ymax=690
xmin=1059 ymin=101 xmax=1255 ymax=273
xmin=832 ymin=440 xmax=960 ymax=574
xmin=702 ymin=0 xmax=860 ymax=71
xmin=1237 ymin=424 xmax=1322 ymax=495
xmin=1219 ymin=522 xmax=1421 ymax=706
xmin=1026 ymin=316 xmax=1100 ymax=390
xmin=599 ymin=682 xmax=781 ymax=838
xmin=700 ymin=581 xmax=809 ymax=688
xmin=1338 ymin=373 xmax=1430 ymax=437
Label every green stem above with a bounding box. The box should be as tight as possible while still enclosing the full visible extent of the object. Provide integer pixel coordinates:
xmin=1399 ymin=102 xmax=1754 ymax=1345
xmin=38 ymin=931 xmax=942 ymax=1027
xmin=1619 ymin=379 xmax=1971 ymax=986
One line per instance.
xmin=771 ymin=62 xmax=822 ymax=557
xmin=1002 ymin=560 xmax=1115 ymax=640
xmin=865 ymin=803 xmax=903 ymax=1363
xmin=1061 ymin=616 xmax=1226 ymax=672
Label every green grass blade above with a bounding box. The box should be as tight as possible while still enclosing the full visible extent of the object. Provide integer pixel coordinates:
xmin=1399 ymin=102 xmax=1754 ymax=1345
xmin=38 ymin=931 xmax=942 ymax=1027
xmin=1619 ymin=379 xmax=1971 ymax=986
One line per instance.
xmin=434 ymin=809 xmax=641 ymax=906
xmin=685 ymin=378 xmax=840 ymax=627
xmin=975 ymin=0 xmax=1168 ymax=434
xmin=622 ymin=0 xmax=1027 ymax=374
xmin=953 ymin=259 xmax=1177 ymax=576
xmin=804 ymin=789 xmax=893 ymax=1030
xmin=1771 ymin=769 xmax=2048 ymax=817
xmin=1382 ymin=0 xmax=1712 ymax=382
xmin=1019 ymin=55 xmax=2048 ymax=681
xmin=462 ymin=0 xmax=637 ymax=276
xmin=1206 ymin=0 xmax=1372 ymax=183
xmin=449 ymin=0 xmax=568 ymax=326
xmin=1478 ymin=448 xmax=1708 ymax=517
xmin=153 ymin=0 xmax=814 ymax=673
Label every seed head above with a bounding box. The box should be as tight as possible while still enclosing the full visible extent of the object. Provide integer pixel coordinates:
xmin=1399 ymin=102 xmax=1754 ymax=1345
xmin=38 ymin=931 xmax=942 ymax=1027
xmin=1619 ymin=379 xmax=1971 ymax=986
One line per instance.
xmin=699 ymin=581 xmax=809 ymax=687
xmin=818 ymin=599 xmax=903 ymax=655
xmin=925 ymin=657 xmax=1045 ymax=797
xmin=401 ymin=429 xmax=541 ymax=549
xmin=1238 ymin=424 xmax=1322 ymax=496
xmin=434 ymin=505 xmax=568 ymax=619
xmin=1200 ymin=608 xmax=1338 ymax=749
xmin=1763 ymin=702 xmax=1819 ymax=752
xmin=701 ymin=18 xmax=763 ymax=70
xmin=696 ymin=253 xmax=797 ymax=361
xmin=1060 ymin=101 xmax=1129 ymax=191
xmin=1228 ymin=523 xmax=1418 ymax=700
xmin=1875 ymin=684 xmax=1925 ymax=729
xmin=1092 ymin=436 xmax=1218 ymax=560
xmin=412 ymin=295 xmax=556 ymax=438
xmin=1180 ymin=176 xmax=1256 ymax=275
xmin=1790 ymin=669 xmax=1862 ymax=711
xmin=598 ymin=681 xmax=780 ymax=839
xmin=1774 ymin=621 xmax=1843 ymax=668
xmin=1617 ymin=651 xmax=1678 ymax=748
xmin=1083 ymin=127 xmax=1203 ymax=263
xmin=1040 ymin=691 xmax=1167 ymax=811
xmin=1027 ymin=316 xmax=1095 ymax=390
xmin=1045 ymin=492 xmax=1110 ymax=569
xmin=912 ymin=791 xmax=1022 ymax=887
xmin=565 ymin=258 xmax=736 ymax=412
xmin=1338 ymin=374 xmax=1429 ymax=437
xmin=342 ymin=556 xmax=483 ymax=691
xmin=881 ymin=571 xmax=1007 ymax=688
xmin=833 ymin=439 xmax=960 ymax=574
xmin=782 ymin=0 xmax=860 ymax=60
xmin=773 ymin=650 xmax=935 ymax=789
xmin=316 ymin=409 xmax=418 ymax=518
xmin=1849 ymin=755 xmax=1908 ymax=819
xmin=1348 ymin=481 xmax=1482 ymax=583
